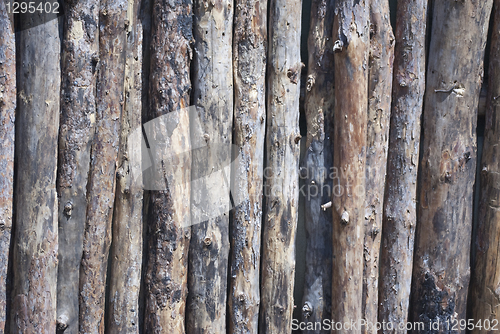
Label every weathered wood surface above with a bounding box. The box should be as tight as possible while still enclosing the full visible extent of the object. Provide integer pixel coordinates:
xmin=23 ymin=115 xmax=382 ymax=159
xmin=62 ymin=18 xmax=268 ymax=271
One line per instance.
xmin=78 ymin=0 xmax=127 ymax=331
xmin=0 ymin=1 xmax=15 ymax=331
xmin=331 ymin=0 xmax=369 ymax=330
xmin=56 ymin=0 xmax=99 ymax=332
xmin=300 ymin=0 xmax=334 ymax=331
xmin=378 ymin=0 xmax=427 ymax=330
xmin=411 ymin=0 xmax=493 ymax=331
xmin=259 ymin=0 xmax=301 ymax=331
xmin=10 ymin=11 xmax=60 ymax=334
xmin=228 ymin=0 xmax=266 ymax=332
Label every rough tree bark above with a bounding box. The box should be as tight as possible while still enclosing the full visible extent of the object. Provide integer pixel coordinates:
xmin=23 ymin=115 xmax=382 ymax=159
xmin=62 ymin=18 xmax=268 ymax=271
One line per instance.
xmin=410 ymin=0 xmax=493 ymax=331
xmin=56 ymin=0 xmax=99 ymax=332
xmin=10 ymin=12 xmax=60 ymax=334
xmin=0 ymin=2 xmax=15 ymax=331
xmin=186 ymin=0 xmax=233 ymax=332
xmin=228 ymin=0 xmax=266 ymax=332
xmin=143 ymin=0 xmax=192 ymax=332
xmin=300 ymin=0 xmax=334 ymax=330
xmin=362 ymin=0 xmax=394 ymax=330
xmin=330 ymin=0 xmax=369 ymax=330
xmin=469 ymin=1 xmax=500 ymax=331
xmin=378 ymin=0 xmax=427 ymax=330
xmin=259 ymin=0 xmax=301 ymax=331
xmin=107 ymin=0 xmax=143 ymax=332
xmin=78 ymin=0 xmax=127 ymax=331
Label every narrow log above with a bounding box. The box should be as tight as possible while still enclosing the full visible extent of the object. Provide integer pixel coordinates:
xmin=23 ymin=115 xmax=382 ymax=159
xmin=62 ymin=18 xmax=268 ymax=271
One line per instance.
xmin=362 ymin=0 xmax=394 ymax=329
xmin=228 ymin=0 xmax=267 ymax=332
xmin=142 ymin=0 xmax=192 ymax=332
xmin=10 ymin=11 xmax=60 ymax=333
xmin=107 ymin=0 xmax=144 ymax=331
xmin=411 ymin=0 xmax=493 ymax=330
xmin=259 ymin=0 xmax=301 ymax=331
xmin=0 ymin=2 xmax=15 ymax=331
xmin=56 ymin=0 xmax=99 ymax=332
xmin=300 ymin=0 xmax=334 ymax=330
xmin=469 ymin=0 xmax=500 ymax=331
xmin=78 ymin=0 xmax=127 ymax=331
xmin=378 ymin=0 xmax=427 ymax=329
xmin=331 ymin=0 xmax=369 ymax=329
xmin=186 ymin=0 xmax=233 ymax=332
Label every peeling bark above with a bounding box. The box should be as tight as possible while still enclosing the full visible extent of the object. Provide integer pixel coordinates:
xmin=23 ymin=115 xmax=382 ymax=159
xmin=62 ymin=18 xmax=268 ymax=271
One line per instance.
xmin=331 ymin=0 xmax=369 ymax=329
xmin=411 ymin=0 xmax=493 ymax=331
xmin=362 ymin=0 xmax=394 ymax=330
xmin=78 ymin=0 xmax=127 ymax=331
xmin=259 ymin=0 xmax=301 ymax=331
xmin=228 ymin=0 xmax=266 ymax=332
xmin=142 ymin=0 xmax=192 ymax=332
xmin=186 ymin=0 xmax=233 ymax=332
xmin=300 ymin=0 xmax=334 ymax=331
xmin=378 ymin=0 xmax=427 ymax=330
xmin=107 ymin=0 xmax=144 ymax=332
xmin=0 ymin=2 xmax=15 ymax=332
xmin=469 ymin=1 xmax=500 ymax=331
xmin=56 ymin=0 xmax=99 ymax=332
xmin=10 ymin=12 xmax=60 ymax=334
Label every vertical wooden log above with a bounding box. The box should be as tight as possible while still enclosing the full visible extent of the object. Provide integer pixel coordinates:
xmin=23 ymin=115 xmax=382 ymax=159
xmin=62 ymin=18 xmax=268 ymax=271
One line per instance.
xmin=186 ymin=0 xmax=233 ymax=332
xmin=259 ymin=0 xmax=301 ymax=331
xmin=107 ymin=0 xmax=144 ymax=332
xmin=78 ymin=0 xmax=127 ymax=331
xmin=56 ymin=0 xmax=99 ymax=332
xmin=0 ymin=2 xmax=15 ymax=331
xmin=228 ymin=0 xmax=266 ymax=332
xmin=142 ymin=0 xmax=192 ymax=332
xmin=10 ymin=11 xmax=60 ymax=334
xmin=411 ymin=0 xmax=493 ymax=330
xmin=300 ymin=0 xmax=334 ymax=330
xmin=331 ymin=0 xmax=369 ymax=329
xmin=469 ymin=0 xmax=500 ymax=331
xmin=362 ymin=0 xmax=394 ymax=330
xmin=378 ymin=0 xmax=427 ymax=329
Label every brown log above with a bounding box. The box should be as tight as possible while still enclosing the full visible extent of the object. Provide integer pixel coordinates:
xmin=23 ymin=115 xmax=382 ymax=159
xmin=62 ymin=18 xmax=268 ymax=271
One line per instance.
xmin=0 ymin=2 xmax=15 ymax=331
xmin=259 ymin=0 xmax=301 ymax=331
xmin=228 ymin=0 xmax=266 ymax=332
xmin=331 ymin=0 xmax=369 ymax=330
xmin=362 ymin=0 xmax=394 ymax=330
xmin=469 ymin=1 xmax=500 ymax=332
xmin=107 ymin=0 xmax=144 ymax=332
xmin=142 ymin=0 xmax=192 ymax=332
xmin=300 ymin=0 xmax=334 ymax=330
xmin=56 ymin=0 xmax=99 ymax=332
xmin=78 ymin=0 xmax=127 ymax=331
xmin=10 ymin=11 xmax=60 ymax=334
xmin=411 ymin=0 xmax=493 ymax=331
xmin=186 ymin=0 xmax=233 ymax=332
xmin=378 ymin=0 xmax=427 ymax=330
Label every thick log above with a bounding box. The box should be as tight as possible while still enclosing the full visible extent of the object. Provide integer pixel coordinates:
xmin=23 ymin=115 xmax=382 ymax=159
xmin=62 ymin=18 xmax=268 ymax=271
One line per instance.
xmin=10 ymin=11 xmax=60 ymax=334
xmin=331 ymin=0 xmax=369 ymax=330
xmin=469 ymin=1 xmax=500 ymax=331
xmin=107 ymin=0 xmax=144 ymax=332
xmin=78 ymin=0 xmax=127 ymax=331
xmin=0 ymin=1 xmax=15 ymax=331
xmin=362 ymin=0 xmax=394 ymax=330
xmin=378 ymin=0 xmax=427 ymax=330
xmin=259 ymin=0 xmax=301 ymax=331
xmin=56 ymin=0 xmax=99 ymax=332
xmin=411 ymin=0 xmax=493 ymax=331
xmin=300 ymin=0 xmax=334 ymax=331
xmin=142 ymin=0 xmax=192 ymax=332
xmin=228 ymin=0 xmax=266 ymax=332
xmin=186 ymin=0 xmax=233 ymax=332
